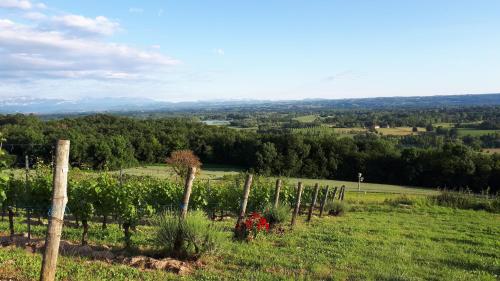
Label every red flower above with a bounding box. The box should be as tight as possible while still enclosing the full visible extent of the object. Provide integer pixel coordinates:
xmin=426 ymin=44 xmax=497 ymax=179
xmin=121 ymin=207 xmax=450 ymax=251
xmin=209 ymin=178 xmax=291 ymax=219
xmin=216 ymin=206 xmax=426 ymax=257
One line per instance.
xmin=259 ymin=217 xmax=267 ymax=225
xmin=251 ymin=212 xmax=260 ymax=219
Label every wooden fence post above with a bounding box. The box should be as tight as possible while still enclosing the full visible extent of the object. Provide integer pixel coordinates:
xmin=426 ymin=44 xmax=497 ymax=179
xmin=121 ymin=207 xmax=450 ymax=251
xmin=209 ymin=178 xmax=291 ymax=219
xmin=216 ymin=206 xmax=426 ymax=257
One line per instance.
xmin=40 ymin=140 xmax=70 ymax=281
xmin=338 ymin=186 xmax=343 ymax=200
xmin=291 ymin=182 xmax=303 ymax=228
xmin=180 ymin=166 xmax=197 ymax=219
xmin=341 ymin=185 xmax=346 ymax=201
xmin=319 ymin=186 xmax=330 ymax=217
xmin=273 ymin=179 xmax=282 ymax=208
xmin=307 ymin=183 xmax=320 ymax=222
xmin=236 ymin=174 xmax=253 ymax=226
xmin=331 ymin=186 xmax=338 ymax=203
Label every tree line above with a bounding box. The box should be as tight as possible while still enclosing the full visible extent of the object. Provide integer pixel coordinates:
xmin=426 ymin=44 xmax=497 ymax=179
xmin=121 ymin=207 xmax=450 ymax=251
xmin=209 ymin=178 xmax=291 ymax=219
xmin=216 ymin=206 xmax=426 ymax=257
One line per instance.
xmin=0 ymin=114 xmax=498 ymax=193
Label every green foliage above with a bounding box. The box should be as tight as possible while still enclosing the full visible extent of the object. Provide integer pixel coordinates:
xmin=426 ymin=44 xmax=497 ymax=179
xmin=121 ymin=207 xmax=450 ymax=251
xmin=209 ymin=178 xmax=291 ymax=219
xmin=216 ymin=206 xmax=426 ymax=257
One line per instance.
xmin=262 ymin=203 xmax=290 ymax=225
xmin=429 ymin=191 xmax=500 ymax=213
xmin=153 ymin=210 xmax=223 ymax=259
xmin=324 ymin=201 xmax=350 ymax=216
xmin=1 ymin=113 xmax=499 ymax=193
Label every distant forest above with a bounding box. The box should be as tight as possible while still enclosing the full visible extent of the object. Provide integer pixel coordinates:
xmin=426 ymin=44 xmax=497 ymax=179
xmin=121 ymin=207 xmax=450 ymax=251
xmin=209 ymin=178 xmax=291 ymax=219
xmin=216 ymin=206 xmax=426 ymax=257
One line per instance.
xmin=1 ymin=106 xmax=499 ymax=193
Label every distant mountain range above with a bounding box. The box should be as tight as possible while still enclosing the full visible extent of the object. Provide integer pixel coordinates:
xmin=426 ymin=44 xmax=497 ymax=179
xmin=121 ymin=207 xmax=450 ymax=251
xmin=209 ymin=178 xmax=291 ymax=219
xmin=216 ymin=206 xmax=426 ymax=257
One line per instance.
xmin=1 ymin=93 xmax=500 ymax=115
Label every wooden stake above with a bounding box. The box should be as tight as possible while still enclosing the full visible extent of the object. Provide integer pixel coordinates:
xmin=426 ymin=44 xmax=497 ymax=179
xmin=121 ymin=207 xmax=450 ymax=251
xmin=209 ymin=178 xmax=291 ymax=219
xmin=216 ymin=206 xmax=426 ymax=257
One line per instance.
xmin=307 ymin=183 xmax=320 ymax=222
xmin=341 ymin=185 xmax=346 ymax=201
xmin=180 ymin=166 xmax=197 ymax=219
xmin=40 ymin=140 xmax=70 ymax=281
xmin=236 ymin=174 xmax=253 ymax=226
xmin=331 ymin=186 xmax=338 ymax=202
xmin=319 ymin=186 xmax=330 ymax=217
xmin=291 ymin=182 xmax=303 ymax=227
xmin=273 ymin=179 xmax=282 ymax=208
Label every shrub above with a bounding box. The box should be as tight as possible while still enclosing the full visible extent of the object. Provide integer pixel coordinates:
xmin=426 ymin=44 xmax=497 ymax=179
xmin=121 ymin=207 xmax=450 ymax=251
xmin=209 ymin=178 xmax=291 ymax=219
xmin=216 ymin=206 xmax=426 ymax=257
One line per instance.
xmin=429 ymin=191 xmax=500 ymax=213
xmin=262 ymin=203 xmax=291 ymax=225
xmin=430 ymin=191 xmax=476 ymax=209
xmin=324 ymin=201 xmax=349 ymax=216
xmin=235 ymin=212 xmax=269 ymax=241
xmin=154 ymin=210 xmax=223 ymax=259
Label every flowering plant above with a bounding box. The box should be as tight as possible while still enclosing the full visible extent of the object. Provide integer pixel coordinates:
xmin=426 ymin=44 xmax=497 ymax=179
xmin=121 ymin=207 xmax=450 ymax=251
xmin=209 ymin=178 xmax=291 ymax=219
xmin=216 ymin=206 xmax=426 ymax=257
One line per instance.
xmin=235 ymin=212 xmax=270 ymax=240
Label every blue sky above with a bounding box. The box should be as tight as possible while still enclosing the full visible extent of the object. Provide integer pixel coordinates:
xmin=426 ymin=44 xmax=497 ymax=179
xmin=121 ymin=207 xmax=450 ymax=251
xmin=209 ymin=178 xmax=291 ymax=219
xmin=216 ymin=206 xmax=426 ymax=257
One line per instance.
xmin=0 ymin=0 xmax=499 ymax=101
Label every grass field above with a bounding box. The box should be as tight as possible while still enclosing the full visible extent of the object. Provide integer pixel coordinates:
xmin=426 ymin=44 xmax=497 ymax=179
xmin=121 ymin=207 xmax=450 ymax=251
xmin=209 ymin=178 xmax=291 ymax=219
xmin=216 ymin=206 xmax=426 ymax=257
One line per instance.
xmin=1 ymin=194 xmax=498 ymax=280
xmin=457 ymin=128 xmax=500 ymax=137
xmin=293 ymin=115 xmax=319 ymax=123
xmin=377 ymin=127 xmax=424 ymax=136
xmin=120 ymin=165 xmax=437 ymax=195
xmin=483 ymin=148 xmax=500 ymax=154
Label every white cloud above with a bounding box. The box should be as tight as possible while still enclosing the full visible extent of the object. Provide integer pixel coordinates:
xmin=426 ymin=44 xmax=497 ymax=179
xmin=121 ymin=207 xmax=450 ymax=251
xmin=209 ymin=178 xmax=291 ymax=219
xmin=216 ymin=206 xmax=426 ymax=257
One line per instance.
xmin=128 ymin=7 xmax=143 ymax=13
xmin=0 ymin=19 xmax=179 ymax=81
xmin=51 ymin=15 xmax=120 ymax=36
xmin=35 ymin=2 xmax=45 ymax=9
xmin=23 ymin=11 xmax=46 ymax=20
xmin=158 ymin=9 xmax=164 ymax=17
xmin=213 ymin=48 xmax=225 ymax=56
xmin=151 ymin=44 xmax=161 ymax=49
xmin=0 ymin=0 xmax=32 ymax=9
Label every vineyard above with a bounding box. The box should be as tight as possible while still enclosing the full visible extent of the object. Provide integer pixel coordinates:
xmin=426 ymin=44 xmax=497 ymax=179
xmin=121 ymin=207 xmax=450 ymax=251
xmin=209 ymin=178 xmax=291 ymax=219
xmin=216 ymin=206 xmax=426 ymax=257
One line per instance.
xmin=1 ymin=146 xmax=499 ymax=280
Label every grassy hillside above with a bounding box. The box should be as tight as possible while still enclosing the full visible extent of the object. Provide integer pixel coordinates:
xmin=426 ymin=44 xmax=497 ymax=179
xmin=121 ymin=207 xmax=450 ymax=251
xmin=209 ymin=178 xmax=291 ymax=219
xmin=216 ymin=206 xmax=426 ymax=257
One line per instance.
xmin=1 ymin=192 xmax=498 ymax=280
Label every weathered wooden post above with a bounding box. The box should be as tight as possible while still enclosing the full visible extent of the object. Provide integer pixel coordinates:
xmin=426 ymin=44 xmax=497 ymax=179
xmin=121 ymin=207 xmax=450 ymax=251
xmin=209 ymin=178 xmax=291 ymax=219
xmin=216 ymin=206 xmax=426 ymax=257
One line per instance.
xmin=338 ymin=186 xmax=343 ymax=200
xmin=236 ymin=174 xmax=253 ymax=226
xmin=40 ymin=140 xmax=70 ymax=281
xmin=291 ymin=182 xmax=303 ymax=228
xmin=319 ymin=185 xmax=330 ymax=217
xmin=331 ymin=186 xmax=338 ymax=203
xmin=273 ymin=179 xmax=282 ymax=208
xmin=307 ymin=183 xmax=320 ymax=222
xmin=180 ymin=166 xmax=197 ymax=219
xmin=341 ymin=185 xmax=346 ymax=201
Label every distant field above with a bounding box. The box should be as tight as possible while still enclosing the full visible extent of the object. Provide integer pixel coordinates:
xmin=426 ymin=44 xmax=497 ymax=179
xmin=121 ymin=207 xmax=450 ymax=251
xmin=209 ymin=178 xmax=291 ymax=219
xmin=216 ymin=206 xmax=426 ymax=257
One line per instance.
xmin=483 ymin=148 xmax=500 ymax=154
xmin=293 ymin=114 xmax=318 ymax=123
xmin=377 ymin=126 xmax=424 ymax=136
xmin=457 ymin=128 xmax=499 ymax=136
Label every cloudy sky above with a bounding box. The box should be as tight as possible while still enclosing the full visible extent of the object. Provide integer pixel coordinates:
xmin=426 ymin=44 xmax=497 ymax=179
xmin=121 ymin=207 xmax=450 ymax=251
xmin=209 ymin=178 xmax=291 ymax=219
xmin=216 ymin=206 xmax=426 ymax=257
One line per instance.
xmin=0 ymin=0 xmax=499 ymax=101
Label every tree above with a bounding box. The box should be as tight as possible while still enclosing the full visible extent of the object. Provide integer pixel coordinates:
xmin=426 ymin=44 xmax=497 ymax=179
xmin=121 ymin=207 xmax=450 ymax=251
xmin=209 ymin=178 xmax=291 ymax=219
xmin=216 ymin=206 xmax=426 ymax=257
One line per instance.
xmin=425 ymin=123 xmax=434 ymax=132
xmin=166 ymin=150 xmax=202 ymax=178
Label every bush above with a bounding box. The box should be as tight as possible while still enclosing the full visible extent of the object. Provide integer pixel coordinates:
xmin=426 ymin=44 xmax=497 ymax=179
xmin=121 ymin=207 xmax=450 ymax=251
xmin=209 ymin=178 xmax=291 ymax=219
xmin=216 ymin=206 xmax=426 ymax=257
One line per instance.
xmin=154 ymin=211 xmax=223 ymax=259
xmin=429 ymin=191 xmax=500 ymax=213
xmin=262 ymin=203 xmax=291 ymax=225
xmin=324 ymin=201 xmax=349 ymax=216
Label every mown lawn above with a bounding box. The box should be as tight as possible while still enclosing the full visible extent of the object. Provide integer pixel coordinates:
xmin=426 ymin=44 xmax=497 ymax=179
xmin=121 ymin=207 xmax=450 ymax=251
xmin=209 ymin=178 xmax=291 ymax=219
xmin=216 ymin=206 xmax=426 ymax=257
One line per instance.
xmin=116 ymin=165 xmax=436 ymax=195
xmin=1 ymin=194 xmax=498 ymax=281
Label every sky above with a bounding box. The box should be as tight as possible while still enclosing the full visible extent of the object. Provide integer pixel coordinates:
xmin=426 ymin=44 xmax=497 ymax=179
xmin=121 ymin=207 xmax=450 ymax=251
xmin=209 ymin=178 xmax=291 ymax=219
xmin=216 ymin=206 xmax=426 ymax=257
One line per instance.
xmin=0 ymin=0 xmax=499 ymax=102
